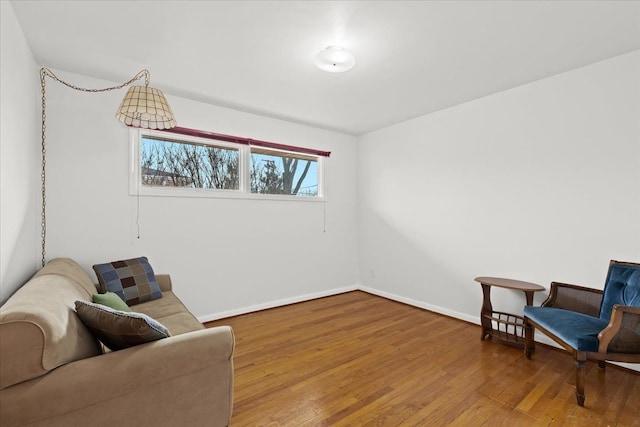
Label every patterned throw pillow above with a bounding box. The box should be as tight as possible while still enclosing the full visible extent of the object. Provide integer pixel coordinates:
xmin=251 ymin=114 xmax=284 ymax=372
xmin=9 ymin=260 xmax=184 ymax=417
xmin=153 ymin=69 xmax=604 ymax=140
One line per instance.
xmin=75 ymin=301 xmax=170 ymax=351
xmin=93 ymin=256 xmax=162 ymax=306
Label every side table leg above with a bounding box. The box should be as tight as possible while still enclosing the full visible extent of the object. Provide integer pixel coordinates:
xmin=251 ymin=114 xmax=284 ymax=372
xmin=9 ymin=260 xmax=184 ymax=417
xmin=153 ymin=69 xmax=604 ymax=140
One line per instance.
xmin=524 ymin=290 xmax=534 ymax=306
xmin=480 ymin=284 xmax=492 ymax=341
xmin=523 ymin=290 xmax=535 ymax=355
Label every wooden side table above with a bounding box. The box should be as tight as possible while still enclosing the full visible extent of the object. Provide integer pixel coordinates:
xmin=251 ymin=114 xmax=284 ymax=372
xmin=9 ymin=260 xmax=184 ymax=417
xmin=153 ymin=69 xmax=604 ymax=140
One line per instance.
xmin=474 ymin=277 xmax=545 ymax=349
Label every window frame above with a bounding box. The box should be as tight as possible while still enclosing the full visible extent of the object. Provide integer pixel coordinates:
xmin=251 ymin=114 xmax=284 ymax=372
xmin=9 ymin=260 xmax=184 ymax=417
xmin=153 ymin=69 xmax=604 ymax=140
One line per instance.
xmin=129 ymin=128 xmax=325 ymax=201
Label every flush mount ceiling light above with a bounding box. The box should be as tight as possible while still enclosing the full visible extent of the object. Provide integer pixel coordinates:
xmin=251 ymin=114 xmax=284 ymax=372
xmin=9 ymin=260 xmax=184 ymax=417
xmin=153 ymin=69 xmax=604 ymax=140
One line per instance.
xmin=314 ymin=46 xmax=356 ymax=73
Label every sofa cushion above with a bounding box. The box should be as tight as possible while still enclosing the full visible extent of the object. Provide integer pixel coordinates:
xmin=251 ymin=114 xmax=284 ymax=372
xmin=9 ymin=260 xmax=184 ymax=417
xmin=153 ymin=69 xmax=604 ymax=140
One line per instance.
xmin=133 ymin=291 xmax=204 ymax=335
xmin=524 ymin=306 xmax=609 ymax=352
xmin=92 ymin=292 xmax=131 ymax=312
xmin=75 ymin=301 xmax=170 ymax=351
xmin=93 ymin=257 xmax=162 ymax=306
xmin=599 ymin=262 xmax=640 ymax=322
xmin=0 ymin=259 xmax=102 ymax=390
xmin=32 ymin=257 xmax=98 ymax=298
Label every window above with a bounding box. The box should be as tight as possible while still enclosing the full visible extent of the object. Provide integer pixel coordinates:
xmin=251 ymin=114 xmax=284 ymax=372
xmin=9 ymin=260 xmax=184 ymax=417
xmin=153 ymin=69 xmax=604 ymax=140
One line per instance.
xmin=130 ymin=128 xmax=327 ymax=200
xmin=250 ymin=148 xmax=318 ymax=197
xmin=141 ymin=136 xmax=239 ymax=190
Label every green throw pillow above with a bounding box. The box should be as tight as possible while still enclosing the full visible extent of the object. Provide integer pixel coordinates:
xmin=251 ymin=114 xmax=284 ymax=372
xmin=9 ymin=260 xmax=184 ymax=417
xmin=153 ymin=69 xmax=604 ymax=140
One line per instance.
xmin=93 ymin=292 xmax=131 ymax=312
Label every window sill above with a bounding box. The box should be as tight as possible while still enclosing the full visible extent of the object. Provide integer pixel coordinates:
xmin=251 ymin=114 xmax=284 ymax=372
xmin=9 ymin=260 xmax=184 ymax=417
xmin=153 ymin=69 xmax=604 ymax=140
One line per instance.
xmin=130 ymin=187 xmax=325 ymax=202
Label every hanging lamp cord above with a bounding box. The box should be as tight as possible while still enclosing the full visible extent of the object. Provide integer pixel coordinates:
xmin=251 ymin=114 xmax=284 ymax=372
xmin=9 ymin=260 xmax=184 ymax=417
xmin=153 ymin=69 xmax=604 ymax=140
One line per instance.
xmin=39 ymin=68 xmax=150 ymax=267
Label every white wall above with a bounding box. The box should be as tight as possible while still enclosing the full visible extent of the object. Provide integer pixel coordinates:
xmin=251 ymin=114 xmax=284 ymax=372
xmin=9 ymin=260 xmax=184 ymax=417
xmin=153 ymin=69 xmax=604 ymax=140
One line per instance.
xmin=0 ymin=1 xmax=41 ymax=304
xmin=3 ymin=0 xmax=638 ymax=345
xmin=358 ymin=51 xmax=640 ymax=324
xmin=42 ymin=70 xmax=359 ymax=319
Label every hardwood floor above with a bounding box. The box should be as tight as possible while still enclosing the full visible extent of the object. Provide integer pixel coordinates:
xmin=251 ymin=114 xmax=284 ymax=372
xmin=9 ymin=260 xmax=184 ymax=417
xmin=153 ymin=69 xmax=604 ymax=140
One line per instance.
xmin=205 ymin=291 xmax=639 ymax=426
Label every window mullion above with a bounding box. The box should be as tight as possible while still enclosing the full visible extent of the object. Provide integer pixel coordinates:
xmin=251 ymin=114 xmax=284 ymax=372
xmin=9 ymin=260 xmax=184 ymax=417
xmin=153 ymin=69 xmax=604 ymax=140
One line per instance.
xmin=241 ymin=145 xmax=250 ymax=193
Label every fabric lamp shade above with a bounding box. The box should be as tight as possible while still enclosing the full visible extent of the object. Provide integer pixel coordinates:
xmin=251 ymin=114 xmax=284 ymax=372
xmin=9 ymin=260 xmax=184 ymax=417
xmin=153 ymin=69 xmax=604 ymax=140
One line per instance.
xmin=116 ymin=85 xmax=176 ymax=129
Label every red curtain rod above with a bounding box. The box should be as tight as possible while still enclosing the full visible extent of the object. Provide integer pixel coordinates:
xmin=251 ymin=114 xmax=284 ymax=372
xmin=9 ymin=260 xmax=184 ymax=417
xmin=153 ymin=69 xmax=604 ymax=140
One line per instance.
xmin=162 ymin=126 xmax=331 ymax=157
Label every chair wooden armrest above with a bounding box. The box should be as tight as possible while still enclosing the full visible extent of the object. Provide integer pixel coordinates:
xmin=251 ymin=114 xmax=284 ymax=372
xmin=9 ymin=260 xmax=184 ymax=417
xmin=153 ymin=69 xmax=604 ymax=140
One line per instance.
xmin=542 ymin=281 xmax=603 ymax=317
xmin=598 ymin=305 xmax=640 ymax=353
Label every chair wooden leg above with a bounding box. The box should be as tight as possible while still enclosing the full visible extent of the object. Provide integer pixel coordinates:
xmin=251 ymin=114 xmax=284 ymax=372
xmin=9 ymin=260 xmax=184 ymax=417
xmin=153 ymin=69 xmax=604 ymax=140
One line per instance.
xmin=524 ymin=318 xmax=534 ymax=359
xmin=575 ymin=353 xmax=587 ymax=406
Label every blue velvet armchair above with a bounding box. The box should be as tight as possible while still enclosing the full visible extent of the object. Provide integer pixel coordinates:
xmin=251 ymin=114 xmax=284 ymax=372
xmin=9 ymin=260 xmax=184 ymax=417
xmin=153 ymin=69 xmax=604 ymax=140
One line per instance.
xmin=523 ymin=260 xmax=640 ymax=406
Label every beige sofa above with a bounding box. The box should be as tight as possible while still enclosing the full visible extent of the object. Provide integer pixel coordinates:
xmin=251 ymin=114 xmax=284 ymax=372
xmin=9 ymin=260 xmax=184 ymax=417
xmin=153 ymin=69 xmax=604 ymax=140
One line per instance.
xmin=0 ymin=258 xmax=234 ymax=427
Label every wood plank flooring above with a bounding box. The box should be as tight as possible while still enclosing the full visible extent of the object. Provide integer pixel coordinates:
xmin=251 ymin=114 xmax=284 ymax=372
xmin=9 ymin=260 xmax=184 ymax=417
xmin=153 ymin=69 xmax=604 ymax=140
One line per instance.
xmin=205 ymin=291 xmax=640 ymax=426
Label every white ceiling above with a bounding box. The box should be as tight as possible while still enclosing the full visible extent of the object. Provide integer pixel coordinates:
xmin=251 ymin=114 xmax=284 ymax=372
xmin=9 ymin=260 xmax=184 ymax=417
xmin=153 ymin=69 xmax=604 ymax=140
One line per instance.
xmin=10 ymin=1 xmax=640 ymax=136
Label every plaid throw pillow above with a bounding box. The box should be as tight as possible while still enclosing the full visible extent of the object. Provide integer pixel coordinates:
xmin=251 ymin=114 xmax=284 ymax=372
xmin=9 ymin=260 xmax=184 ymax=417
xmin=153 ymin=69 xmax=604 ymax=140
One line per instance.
xmin=75 ymin=301 xmax=170 ymax=351
xmin=93 ymin=256 xmax=162 ymax=306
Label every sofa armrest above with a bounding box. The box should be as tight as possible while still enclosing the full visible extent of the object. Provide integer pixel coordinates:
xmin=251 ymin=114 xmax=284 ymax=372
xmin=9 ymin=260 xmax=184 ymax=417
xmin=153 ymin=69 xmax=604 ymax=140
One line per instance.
xmin=0 ymin=326 xmax=234 ymax=427
xmin=156 ymin=274 xmax=173 ymax=292
xmin=598 ymin=305 xmax=640 ymax=353
xmin=542 ymin=281 xmax=603 ymax=317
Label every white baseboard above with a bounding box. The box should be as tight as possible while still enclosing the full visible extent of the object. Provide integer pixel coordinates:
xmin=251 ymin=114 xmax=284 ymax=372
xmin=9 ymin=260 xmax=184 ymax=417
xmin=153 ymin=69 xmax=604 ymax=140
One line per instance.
xmin=358 ymin=285 xmax=480 ymax=325
xmin=197 ymin=284 xmax=358 ymax=323
xmin=199 ymin=284 xmax=478 ymax=325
